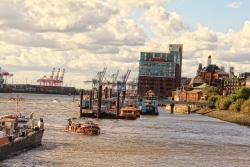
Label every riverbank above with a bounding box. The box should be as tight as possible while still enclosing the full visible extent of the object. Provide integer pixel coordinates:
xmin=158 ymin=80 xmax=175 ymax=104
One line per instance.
xmin=193 ymin=107 xmax=250 ymax=128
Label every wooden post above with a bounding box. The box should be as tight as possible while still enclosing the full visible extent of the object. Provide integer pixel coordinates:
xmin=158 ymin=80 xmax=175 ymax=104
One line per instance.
xmin=79 ymin=90 xmax=83 ymax=117
xmin=89 ymin=90 xmax=92 ymax=110
xmin=73 ymin=90 xmax=75 ymax=102
xmin=170 ymin=102 xmax=174 ymax=114
xmin=116 ymin=92 xmax=120 ymax=118
xmin=187 ymin=105 xmax=190 ymax=114
xmin=122 ymin=90 xmax=126 ymax=107
xmin=105 ymin=87 xmax=108 ymax=99
xmin=97 ymin=85 xmax=102 ymax=118
xmin=110 ymin=89 xmax=112 ymax=98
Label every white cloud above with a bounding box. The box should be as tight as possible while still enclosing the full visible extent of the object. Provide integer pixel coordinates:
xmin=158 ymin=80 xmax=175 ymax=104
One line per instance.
xmin=226 ymin=2 xmax=242 ymax=9
xmin=107 ymin=0 xmax=169 ymax=9
xmin=142 ymin=6 xmax=188 ymax=39
xmin=0 ymin=0 xmax=250 ymax=89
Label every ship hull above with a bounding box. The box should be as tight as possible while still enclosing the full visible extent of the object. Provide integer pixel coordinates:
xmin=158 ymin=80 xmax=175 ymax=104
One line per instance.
xmin=0 ymin=130 xmax=44 ymax=161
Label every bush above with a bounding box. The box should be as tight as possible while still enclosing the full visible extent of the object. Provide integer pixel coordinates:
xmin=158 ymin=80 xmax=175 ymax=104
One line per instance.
xmin=234 ymin=98 xmax=245 ymax=112
xmin=207 ymin=95 xmax=221 ymax=103
xmin=230 ymin=87 xmax=250 ymax=102
xmin=216 ymin=97 xmax=232 ymax=110
xmin=228 ymin=103 xmax=237 ymax=111
xmin=241 ymin=99 xmax=250 ymax=113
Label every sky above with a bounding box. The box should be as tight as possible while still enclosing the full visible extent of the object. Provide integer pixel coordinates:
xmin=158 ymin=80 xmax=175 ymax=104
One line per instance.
xmin=0 ymin=0 xmax=250 ymax=89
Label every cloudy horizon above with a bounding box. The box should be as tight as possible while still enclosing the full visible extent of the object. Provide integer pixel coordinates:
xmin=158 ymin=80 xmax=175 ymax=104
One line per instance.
xmin=0 ymin=0 xmax=249 ymax=89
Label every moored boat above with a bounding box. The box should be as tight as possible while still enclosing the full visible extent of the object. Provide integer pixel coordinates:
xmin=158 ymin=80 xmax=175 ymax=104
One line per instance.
xmin=119 ymin=106 xmax=139 ymax=119
xmin=66 ymin=117 xmax=100 ymax=135
xmin=0 ymin=114 xmax=44 ymax=161
xmin=138 ymin=90 xmax=159 ymax=115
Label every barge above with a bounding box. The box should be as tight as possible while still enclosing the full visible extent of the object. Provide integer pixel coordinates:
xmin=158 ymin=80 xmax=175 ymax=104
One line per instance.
xmin=0 ymin=115 xmax=44 ymax=161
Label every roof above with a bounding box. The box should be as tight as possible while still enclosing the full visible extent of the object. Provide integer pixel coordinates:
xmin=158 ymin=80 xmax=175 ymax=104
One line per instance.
xmin=193 ymin=83 xmax=209 ymax=89
xmin=189 ymin=75 xmax=206 ymax=85
xmin=201 ymin=64 xmax=221 ymax=73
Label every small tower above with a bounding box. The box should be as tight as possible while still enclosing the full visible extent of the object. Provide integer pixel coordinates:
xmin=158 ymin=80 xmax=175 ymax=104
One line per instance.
xmin=207 ymin=55 xmax=211 ymax=66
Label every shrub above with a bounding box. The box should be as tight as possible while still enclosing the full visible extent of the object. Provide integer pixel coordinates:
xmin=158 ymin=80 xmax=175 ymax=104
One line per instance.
xmin=234 ymin=98 xmax=245 ymax=112
xmin=228 ymin=103 xmax=236 ymax=111
xmin=241 ymin=99 xmax=250 ymax=113
xmin=216 ymin=97 xmax=232 ymax=110
xmin=207 ymin=95 xmax=221 ymax=103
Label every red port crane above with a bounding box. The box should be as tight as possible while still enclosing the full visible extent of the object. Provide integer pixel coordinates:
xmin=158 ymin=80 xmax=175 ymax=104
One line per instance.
xmin=0 ymin=67 xmax=13 ymax=84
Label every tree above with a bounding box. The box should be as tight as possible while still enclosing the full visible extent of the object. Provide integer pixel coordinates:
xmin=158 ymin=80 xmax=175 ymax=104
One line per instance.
xmin=216 ymin=97 xmax=231 ymax=110
xmin=230 ymin=87 xmax=250 ymax=102
xmin=202 ymin=86 xmax=219 ymax=98
xmin=241 ymin=99 xmax=250 ymax=113
xmin=207 ymin=95 xmax=221 ymax=103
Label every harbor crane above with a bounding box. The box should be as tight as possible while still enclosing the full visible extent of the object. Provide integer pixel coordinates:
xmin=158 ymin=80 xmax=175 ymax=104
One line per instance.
xmin=0 ymin=67 xmax=13 ymax=86
xmin=117 ymin=69 xmax=131 ymax=93
xmin=83 ymin=67 xmax=107 ymax=90
xmin=37 ymin=68 xmax=65 ymax=89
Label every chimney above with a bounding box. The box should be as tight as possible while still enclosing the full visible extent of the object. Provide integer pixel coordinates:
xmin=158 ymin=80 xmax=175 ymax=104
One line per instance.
xmin=229 ymin=66 xmax=234 ymax=77
xmin=207 ymin=55 xmax=211 ymax=66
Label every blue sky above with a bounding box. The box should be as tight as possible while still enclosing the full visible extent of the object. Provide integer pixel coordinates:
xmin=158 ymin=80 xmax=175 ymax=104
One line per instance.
xmin=130 ymin=0 xmax=250 ymax=36
xmin=164 ymin=0 xmax=250 ymax=33
xmin=0 ymin=0 xmax=250 ymax=88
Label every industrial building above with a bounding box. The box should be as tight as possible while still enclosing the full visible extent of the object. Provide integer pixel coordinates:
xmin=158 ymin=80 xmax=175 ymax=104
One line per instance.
xmin=137 ymin=44 xmax=183 ymax=99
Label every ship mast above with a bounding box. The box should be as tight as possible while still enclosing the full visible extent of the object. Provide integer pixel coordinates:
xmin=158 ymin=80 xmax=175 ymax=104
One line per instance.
xmin=16 ymin=94 xmax=18 ymax=112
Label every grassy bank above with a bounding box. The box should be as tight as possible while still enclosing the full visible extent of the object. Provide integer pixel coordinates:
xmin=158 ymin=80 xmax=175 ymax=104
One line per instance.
xmin=193 ymin=107 xmax=250 ymax=128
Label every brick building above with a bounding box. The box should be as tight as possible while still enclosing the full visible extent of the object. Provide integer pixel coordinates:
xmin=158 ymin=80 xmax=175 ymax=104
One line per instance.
xmin=137 ymin=44 xmax=183 ymax=99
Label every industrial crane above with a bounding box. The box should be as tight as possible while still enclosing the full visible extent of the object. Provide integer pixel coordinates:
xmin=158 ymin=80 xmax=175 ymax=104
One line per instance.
xmin=58 ymin=69 xmax=65 ymax=87
xmin=117 ymin=69 xmax=131 ymax=93
xmin=0 ymin=67 xmax=13 ymax=86
xmin=48 ymin=68 xmax=55 ymax=86
xmin=54 ymin=68 xmax=60 ymax=87
xmin=83 ymin=67 xmax=107 ymax=90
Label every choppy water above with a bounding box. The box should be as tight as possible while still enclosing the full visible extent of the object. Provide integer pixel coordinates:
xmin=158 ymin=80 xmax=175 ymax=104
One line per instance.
xmin=0 ymin=93 xmax=250 ymax=167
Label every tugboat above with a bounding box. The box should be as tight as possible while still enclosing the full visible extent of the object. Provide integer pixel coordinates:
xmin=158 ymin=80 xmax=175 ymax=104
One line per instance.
xmin=66 ymin=117 xmax=100 ymax=135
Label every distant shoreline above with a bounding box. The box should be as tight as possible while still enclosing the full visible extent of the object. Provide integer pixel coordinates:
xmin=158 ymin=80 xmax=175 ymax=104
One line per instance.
xmin=0 ymin=89 xmax=76 ymax=95
xmin=194 ymin=107 xmax=250 ymax=128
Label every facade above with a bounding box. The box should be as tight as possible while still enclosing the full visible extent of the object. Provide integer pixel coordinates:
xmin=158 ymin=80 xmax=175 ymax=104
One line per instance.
xmin=138 ymin=44 xmax=183 ymax=98
xmin=172 ymin=83 xmax=208 ymax=101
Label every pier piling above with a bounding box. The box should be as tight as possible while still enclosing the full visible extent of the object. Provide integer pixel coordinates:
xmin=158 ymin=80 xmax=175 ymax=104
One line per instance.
xmin=80 ymin=90 xmax=83 ymax=117
xmin=97 ymin=85 xmax=102 ymax=118
xmin=116 ymin=92 xmax=120 ymax=118
xmin=170 ymin=102 xmax=174 ymax=114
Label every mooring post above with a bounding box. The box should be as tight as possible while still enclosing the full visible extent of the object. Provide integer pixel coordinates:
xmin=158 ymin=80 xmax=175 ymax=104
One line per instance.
xmin=170 ymin=102 xmax=174 ymax=114
xmin=122 ymin=90 xmax=126 ymax=107
xmin=97 ymin=85 xmax=102 ymax=118
xmin=79 ymin=90 xmax=83 ymax=117
xmin=73 ymin=90 xmax=75 ymax=102
xmin=187 ymin=105 xmax=190 ymax=114
xmin=89 ymin=90 xmax=92 ymax=110
xmin=105 ymin=87 xmax=108 ymax=99
xmin=110 ymin=88 xmax=112 ymax=98
xmin=116 ymin=92 xmax=120 ymax=118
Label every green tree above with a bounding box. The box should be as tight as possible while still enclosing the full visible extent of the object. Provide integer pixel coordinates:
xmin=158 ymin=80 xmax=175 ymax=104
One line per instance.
xmin=230 ymin=87 xmax=250 ymax=102
xmin=202 ymin=86 xmax=219 ymax=98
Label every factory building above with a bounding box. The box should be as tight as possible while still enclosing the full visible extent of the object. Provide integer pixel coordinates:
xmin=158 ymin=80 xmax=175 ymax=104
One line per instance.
xmin=137 ymin=44 xmax=183 ymax=99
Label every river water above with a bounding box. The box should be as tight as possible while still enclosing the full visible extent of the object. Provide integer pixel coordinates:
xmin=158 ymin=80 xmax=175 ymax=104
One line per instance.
xmin=0 ymin=93 xmax=250 ymax=167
